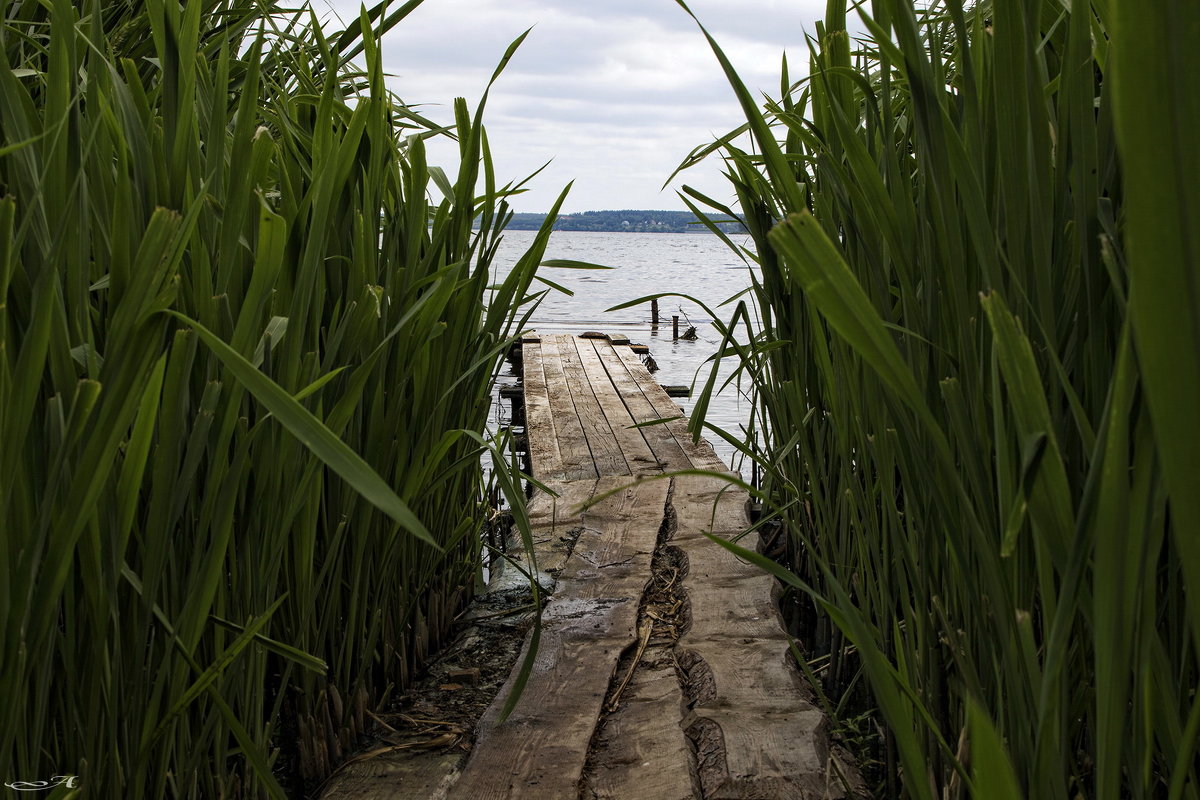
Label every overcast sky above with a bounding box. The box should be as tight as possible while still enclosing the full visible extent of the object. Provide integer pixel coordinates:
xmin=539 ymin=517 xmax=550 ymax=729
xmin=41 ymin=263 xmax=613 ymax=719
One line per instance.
xmin=320 ymin=0 xmax=827 ymax=212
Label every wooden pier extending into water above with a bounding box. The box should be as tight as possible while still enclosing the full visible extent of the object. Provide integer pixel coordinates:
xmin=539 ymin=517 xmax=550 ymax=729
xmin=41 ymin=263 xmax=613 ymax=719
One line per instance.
xmin=323 ymin=333 xmax=854 ymax=799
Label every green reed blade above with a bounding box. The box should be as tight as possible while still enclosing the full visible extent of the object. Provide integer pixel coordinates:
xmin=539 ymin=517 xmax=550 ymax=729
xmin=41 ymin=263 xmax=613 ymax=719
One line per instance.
xmin=1112 ymin=0 xmax=1200 ymax=648
xmin=170 ymin=310 xmax=439 ymax=549
xmin=676 ymin=0 xmax=1197 ymax=795
xmin=2 ymin=2 xmax=556 ymax=789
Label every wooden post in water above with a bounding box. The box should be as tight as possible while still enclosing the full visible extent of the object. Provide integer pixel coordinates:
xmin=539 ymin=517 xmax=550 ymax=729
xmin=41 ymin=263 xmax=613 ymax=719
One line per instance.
xmin=672 ymin=315 xmax=680 ymax=340
xmin=651 ymin=298 xmax=659 ymax=326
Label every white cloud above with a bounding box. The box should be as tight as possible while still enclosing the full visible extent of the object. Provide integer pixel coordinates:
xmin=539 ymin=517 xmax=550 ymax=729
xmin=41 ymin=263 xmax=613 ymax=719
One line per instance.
xmin=317 ymin=0 xmax=826 ymax=211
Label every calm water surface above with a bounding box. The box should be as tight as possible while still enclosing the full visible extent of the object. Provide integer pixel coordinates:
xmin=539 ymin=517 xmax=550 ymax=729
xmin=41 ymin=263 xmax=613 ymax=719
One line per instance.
xmin=490 ymin=230 xmax=760 ymax=469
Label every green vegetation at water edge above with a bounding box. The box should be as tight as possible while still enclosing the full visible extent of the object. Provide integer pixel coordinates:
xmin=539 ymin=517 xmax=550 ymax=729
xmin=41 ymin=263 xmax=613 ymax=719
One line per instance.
xmin=677 ymin=0 xmax=1199 ymax=796
xmin=0 ymin=0 xmax=560 ymax=795
xmin=506 ymin=208 xmax=742 ymax=233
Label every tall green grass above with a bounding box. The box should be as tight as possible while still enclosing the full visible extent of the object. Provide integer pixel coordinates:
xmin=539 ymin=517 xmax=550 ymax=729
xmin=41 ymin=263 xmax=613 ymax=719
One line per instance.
xmin=1 ymin=0 xmax=557 ymax=795
xmin=678 ymin=0 xmax=1199 ymax=796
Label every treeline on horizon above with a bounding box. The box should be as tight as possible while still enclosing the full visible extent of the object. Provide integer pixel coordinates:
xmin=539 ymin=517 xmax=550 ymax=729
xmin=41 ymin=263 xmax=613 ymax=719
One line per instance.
xmin=505 ymin=209 xmax=744 ymax=233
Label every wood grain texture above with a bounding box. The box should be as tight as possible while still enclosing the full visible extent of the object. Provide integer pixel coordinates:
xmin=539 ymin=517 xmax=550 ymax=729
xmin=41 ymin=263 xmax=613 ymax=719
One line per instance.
xmin=319 ymin=750 xmax=461 ymax=800
xmin=536 ymin=335 xmax=601 ymax=481
xmin=611 ymin=344 xmax=728 ymax=471
xmin=519 ymin=338 xmax=568 ymax=480
xmin=555 ymin=335 xmax=631 ymax=477
xmin=490 ymin=479 xmax=598 ymax=592
xmin=573 ymin=337 xmax=663 ymax=475
xmin=589 ymin=337 xmax=694 ymax=471
xmin=449 ymin=477 xmax=669 ymax=800
xmin=581 ymin=657 xmax=700 ymax=800
xmin=672 ymin=475 xmax=838 ymax=799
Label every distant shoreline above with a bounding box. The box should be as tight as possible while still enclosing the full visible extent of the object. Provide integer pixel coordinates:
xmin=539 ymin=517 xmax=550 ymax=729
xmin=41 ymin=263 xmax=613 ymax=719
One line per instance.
xmin=505 ymin=209 xmax=743 ymax=234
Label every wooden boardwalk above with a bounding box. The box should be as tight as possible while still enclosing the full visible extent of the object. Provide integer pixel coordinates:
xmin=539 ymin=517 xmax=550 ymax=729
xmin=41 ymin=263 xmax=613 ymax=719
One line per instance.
xmin=322 ymin=334 xmax=854 ymax=799
xmin=519 ymin=332 xmax=728 ymax=479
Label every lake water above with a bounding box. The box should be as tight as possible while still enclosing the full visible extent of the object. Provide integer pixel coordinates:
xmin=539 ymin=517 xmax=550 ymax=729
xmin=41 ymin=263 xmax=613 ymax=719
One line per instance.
xmin=489 ymin=230 xmax=760 ymax=470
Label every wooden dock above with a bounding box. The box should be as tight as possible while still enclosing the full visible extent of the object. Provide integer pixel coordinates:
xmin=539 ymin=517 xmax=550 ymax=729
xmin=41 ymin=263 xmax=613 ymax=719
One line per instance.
xmin=322 ymin=334 xmax=855 ymax=799
xmin=517 ymin=332 xmax=727 ymax=479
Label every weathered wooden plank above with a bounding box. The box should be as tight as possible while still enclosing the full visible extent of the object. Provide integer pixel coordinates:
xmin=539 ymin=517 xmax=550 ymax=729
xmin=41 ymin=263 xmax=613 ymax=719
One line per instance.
xmin=449 ymin=477 xmax=669 ymax=800
xmin=671 ymin=475 xmax=839 ymax=799
xmin=490 ymin=479 xmax=598 ymax=593
xmin=572 ymin=337 xmax=663 ymax=476
xmin=555 ymin=335 xmax=630 ymax=477
xmin=589 ymin=338 xmax=693 ymax=472
xmin=536 ymin=336 xmax=600 ymax=481
xmin=520 ymin=338 xmax=568 ymax=480
xmin=557 ymin=476 xmax=664 ymax=584
xmin=611 ymin=343 xmax=727 ymax=471
xmin=581 ymin=656 xmax=699 ymax=800
xmin=319 ymin=750 xmax=461 ymax=800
